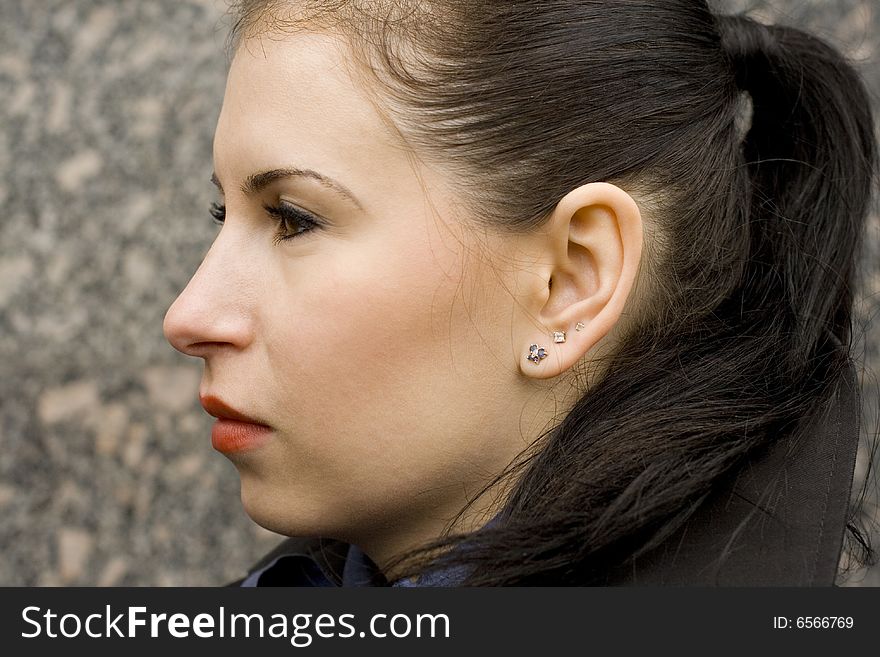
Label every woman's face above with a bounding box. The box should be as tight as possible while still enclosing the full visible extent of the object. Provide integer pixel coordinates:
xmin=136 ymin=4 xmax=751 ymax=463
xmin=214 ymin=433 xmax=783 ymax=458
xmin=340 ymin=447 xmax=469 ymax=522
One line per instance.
xmin=163 ymin=31 xmax=554 ymax=563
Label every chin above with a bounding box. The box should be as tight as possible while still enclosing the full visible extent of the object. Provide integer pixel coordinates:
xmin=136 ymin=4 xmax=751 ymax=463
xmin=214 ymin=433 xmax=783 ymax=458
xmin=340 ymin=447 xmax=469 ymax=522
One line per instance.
xmin=237 ymin=471 xmax=332 ymax=539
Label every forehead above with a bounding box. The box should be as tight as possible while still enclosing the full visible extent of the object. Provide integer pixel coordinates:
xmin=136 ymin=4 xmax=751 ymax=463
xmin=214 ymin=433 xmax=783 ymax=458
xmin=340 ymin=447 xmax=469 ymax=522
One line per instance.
xmin=213 ymin=30 xmax=405 ymax=190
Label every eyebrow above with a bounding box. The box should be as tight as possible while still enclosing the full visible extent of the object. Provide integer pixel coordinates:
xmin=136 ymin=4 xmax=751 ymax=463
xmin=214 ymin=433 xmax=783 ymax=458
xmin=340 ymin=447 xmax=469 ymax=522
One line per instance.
xmin=210 ymin=167 xmax=364 ymax=211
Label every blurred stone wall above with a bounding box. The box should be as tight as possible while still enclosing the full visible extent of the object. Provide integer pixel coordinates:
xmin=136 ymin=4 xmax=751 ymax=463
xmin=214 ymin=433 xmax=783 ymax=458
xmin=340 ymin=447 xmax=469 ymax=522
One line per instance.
xmin=0 ymin=0 xmax=877 ymax=586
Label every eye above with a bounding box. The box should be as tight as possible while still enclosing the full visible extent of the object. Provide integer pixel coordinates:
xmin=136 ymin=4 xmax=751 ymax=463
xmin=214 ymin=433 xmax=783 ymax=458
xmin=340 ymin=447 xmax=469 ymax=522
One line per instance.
xmin=263 ymin=202 xmax=322 ymax=244
xmin=208 ymin=201 xmax=322 ymax=244
xmin=209 ymin=201 xmax=225 ymax=224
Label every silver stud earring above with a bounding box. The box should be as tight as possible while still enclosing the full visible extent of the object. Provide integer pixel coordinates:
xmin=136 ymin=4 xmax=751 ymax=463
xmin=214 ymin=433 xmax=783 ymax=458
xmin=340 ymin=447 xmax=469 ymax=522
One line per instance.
xmin=527 ymin=343 xmax=548 ymax=364
xmin=553 ymin=331 xmax=566 ymax=343
xmin=575 ymin=322 xmax=585 ymax=331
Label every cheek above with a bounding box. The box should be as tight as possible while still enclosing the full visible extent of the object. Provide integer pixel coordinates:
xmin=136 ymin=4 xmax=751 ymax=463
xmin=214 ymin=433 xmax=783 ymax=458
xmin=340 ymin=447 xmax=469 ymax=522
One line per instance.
xmin=261 ymin=235 xmax=465 ymax=453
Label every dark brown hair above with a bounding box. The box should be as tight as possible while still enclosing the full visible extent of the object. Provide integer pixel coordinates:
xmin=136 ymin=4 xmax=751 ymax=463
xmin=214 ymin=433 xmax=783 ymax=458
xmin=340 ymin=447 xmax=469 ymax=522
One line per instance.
xmin=226 ymin=1 xmax=878 ymax=585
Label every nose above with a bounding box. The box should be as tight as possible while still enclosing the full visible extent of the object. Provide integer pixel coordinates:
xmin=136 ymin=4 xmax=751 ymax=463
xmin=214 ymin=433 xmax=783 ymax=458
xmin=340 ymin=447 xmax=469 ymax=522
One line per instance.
xmin=163 ymin=230 xmax=256 ymax=358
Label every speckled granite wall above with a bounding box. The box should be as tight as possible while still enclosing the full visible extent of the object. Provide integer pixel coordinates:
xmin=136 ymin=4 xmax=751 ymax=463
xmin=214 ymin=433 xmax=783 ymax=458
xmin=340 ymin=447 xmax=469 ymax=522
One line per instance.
xmin=1 ymin=0 xmax=878 ymax=586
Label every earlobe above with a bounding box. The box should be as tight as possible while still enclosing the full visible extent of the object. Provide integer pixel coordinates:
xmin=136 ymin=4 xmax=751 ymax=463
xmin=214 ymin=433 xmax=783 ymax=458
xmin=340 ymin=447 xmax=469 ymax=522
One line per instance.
xmin=517 ymin=182 xmax=643 ymax=380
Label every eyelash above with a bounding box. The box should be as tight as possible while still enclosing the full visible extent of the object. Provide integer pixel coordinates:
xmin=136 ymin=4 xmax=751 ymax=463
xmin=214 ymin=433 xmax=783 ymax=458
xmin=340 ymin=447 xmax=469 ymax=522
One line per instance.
xmin=209 ymin=201 xmax=322 ymax=244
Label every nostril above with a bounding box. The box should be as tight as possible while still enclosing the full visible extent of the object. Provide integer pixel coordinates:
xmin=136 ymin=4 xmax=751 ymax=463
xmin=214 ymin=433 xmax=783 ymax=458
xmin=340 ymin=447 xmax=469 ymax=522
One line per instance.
xmin=189 ymin=340 xmax=233 ymax=352
xmin=175 ymin=341 xmax=228 ymax=360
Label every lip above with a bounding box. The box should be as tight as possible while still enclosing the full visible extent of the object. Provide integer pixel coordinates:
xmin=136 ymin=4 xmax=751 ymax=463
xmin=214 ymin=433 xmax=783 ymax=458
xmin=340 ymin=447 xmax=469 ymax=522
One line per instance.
xmin=200 ymin=394 xmax=267 ymax=424
xmin=200 ymin=394 xmax=272 ymax=454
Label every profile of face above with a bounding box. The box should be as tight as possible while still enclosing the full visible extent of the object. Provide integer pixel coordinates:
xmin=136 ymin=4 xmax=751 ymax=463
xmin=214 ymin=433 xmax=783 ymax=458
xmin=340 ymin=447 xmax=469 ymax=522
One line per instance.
xmin=163 ymin=30 xmax=643 ymax=569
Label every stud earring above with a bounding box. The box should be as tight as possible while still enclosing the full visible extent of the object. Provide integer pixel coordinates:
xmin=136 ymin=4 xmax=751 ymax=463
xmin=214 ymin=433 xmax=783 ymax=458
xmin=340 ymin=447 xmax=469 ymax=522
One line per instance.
xmin=553 ymin=331 xmax=566 ymax=343
xmin=527 ymin=343 xmax=548 ymax=364
xmin=575 ymin=322 xmax=585 ymax=331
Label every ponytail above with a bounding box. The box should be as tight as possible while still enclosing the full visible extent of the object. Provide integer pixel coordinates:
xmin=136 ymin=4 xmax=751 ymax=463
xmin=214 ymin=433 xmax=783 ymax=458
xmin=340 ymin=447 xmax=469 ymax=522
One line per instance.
xmin=717 ymin=14 xmax=876 ymax=360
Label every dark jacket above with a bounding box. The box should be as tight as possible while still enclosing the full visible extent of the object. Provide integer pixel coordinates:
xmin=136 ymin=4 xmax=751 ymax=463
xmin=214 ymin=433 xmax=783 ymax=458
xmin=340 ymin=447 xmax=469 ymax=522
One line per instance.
xmin=229 ymin=361 xmax=862 ymax=586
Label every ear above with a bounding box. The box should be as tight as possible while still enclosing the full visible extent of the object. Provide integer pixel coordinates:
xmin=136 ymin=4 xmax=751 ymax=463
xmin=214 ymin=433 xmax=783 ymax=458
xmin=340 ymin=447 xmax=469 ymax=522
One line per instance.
xmin=514 ymin=182 xmax=643 ymax=380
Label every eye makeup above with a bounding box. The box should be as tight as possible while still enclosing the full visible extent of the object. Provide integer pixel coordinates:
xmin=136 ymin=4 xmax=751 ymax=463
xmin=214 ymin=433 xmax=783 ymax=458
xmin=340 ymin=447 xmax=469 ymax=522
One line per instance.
xmin=209 ymin=201 xmax=323 ymax=244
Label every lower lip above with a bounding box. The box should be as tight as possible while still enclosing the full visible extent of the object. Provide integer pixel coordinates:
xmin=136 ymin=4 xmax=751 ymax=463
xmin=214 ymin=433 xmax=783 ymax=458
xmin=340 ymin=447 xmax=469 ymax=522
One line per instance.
xmin=211 ymin=419 xmax=273 ymax=454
